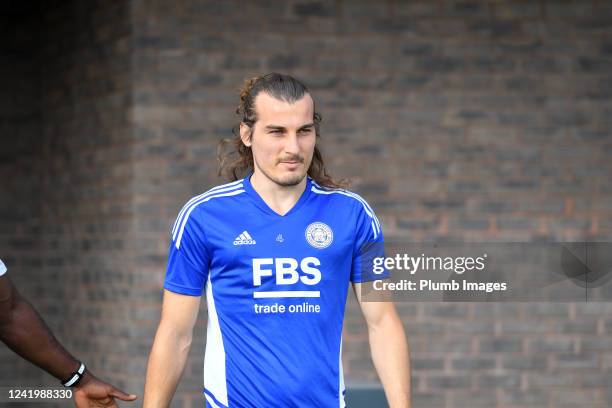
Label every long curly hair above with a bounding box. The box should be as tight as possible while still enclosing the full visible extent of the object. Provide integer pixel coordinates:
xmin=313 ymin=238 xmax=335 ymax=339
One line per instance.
xmin=217 ymin=73 xmax=348 ymax=189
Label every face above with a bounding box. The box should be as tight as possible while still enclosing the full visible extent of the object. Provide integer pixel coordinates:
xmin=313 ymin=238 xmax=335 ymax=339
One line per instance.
xmin=241 ymin=92 xmax=316 ymax=187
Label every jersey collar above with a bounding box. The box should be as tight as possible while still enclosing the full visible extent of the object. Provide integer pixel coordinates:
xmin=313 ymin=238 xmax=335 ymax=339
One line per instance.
xmin=243 ymin=172 xmax=312 ymax=218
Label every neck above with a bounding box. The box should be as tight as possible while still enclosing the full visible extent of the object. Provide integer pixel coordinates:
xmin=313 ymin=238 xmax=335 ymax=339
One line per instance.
xmin=250 ymin=170 xmax=307 ymax=216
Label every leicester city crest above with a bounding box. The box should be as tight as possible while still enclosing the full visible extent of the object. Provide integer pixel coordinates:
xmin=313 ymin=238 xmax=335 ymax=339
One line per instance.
xmin=305 ymin=222 xmax=333 ymax=249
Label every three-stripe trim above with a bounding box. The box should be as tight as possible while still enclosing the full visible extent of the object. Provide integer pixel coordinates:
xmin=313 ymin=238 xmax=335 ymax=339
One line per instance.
xmin=172 ymin=181 xmax=245 ymax=249
xmin=310 ymin=182 xmax=382 ymax=239
xmin=171 ymin=179 xmax=242 ymax=238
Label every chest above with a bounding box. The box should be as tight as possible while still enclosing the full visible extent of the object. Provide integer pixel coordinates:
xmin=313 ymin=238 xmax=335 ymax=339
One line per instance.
xmin=205 ymin=214 xmax=355 ymax=291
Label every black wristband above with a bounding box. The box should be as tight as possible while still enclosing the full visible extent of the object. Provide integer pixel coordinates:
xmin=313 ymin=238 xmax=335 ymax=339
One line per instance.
xmin=61 ymin=362 xmax=86 ymax=387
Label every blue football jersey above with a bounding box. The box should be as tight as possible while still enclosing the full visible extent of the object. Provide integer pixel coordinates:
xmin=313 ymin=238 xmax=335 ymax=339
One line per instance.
xmin=164 ymin=174 xmax=388 ymax=408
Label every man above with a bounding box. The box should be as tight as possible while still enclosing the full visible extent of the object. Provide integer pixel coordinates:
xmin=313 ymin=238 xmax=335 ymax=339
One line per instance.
xmin=144 ymin=73 xmax=410 ymax=407
xmin=0 ymin=259 xmax=138 ymax=408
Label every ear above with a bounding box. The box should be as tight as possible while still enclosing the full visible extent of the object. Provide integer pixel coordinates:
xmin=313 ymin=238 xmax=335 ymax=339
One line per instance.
xmin=240 ymin=123 xmax=252 ymax=147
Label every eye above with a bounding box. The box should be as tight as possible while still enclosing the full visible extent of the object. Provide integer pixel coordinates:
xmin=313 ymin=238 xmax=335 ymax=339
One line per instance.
xmin=299 ymin=128 xmax=313 ymax=134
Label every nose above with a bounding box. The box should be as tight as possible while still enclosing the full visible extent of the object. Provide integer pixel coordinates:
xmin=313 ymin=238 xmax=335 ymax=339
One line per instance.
xmin=284 ymin=132 xmax=300 ymax=155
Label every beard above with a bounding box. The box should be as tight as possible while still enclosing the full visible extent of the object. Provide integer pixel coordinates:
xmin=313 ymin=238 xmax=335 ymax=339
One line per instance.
xmin=273 ymin=172 xmax=305 ymax=187
xmin=255 ymin=156 xmax=308 ymax=187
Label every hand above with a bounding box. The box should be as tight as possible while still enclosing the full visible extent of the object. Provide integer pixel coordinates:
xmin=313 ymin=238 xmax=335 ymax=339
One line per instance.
xmin=73 ymin=372 xmax=138 ymax=408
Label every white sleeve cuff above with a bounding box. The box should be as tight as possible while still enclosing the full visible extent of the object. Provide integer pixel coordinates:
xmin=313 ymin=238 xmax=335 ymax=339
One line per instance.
xmin=0 ymin=259 xmax=6 ymax=276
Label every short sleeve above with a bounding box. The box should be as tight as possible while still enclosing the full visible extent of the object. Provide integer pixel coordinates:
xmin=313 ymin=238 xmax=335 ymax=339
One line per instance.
xmin=350 ymin=198 xmax=390 ymax=283
xmin=0 ymin=259 xmax=6 ymax=276
xmin=164 ymin=206 xmax=210 ymax=296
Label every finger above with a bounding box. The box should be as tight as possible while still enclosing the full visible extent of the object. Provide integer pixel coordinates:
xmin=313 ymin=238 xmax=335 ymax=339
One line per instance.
xmin=92 ymin=396 xmax=114 ymax=408
xmin=109 ymin=388 xmax=138 ymax=401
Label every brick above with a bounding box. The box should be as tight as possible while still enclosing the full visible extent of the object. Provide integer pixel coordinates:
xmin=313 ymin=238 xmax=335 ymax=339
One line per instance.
xmin=555 ymin=353 xmax=599 ymax=369
xmin=547 ymin=1 xmax=595 ymax=18
xmin=425 ymin=337 xmax=472 ymax=353
xmin=500 ymin=321 xmax=550 ymax=334
xmin=421 ymin=303 xmax=469 ymax=318
xmin=470 ymin=199 xmax=516 ymax=213
xmin=370 ymin=17 xmax=417 ymax=35
xmin=412 ymin=357 xmax=444 ymax=370
xmin=502 ymin=355 xmax=547 ymax=370
xmin=530 ymin=337 xmax=576 ymax=353
xmin=525 ymin=372 xmax=577 ymax=387
xmin=555 ymin=320 xmax=598 ymax=334
xmin=551 ymin=389 xmax=602 ymax=406
xmin=494 ymin=2 xmax=541 ymax=19
xmin=395 ymin=3 xmax=440 ymax=18
xmin=414 ymin=56 xmax=466 ymax=73
xmin=342 ymin=1 xmax=388 ymax=18
xmin=500 ymin=390 xmax=548 ymax=406
xmin=443 ymin=0 xmax=489 ymax=18
xmin=580 ymin=337 xmax=612 ymax=351
xmin=582 ymin=372 xmax=612 ymax=387
xmin=421 ymin=198 xmax=465 ymax=210
xmin=449 ymin=391 xmax=497 ymax=407
xmin=451 ymin=356 xmax=495 ymax=370
xmin=446 ymin=321 xmax=495 ymax=334
xmin=476 ymin=372 xmax=521 ymax=388
xmin=427 ymin=374 xmax=471 ymax=389
xmin=576 ymin=57 xmax=612 ymax=73
xmin=523 ymin=303 xmax=570 ymax=318
xmin=497 ymin=216 xmax=540 ymax=230
xmin=401 ymin=43 xmax=434 ymax=56
xmin=397 ymin=216 xmax=440 ymax=231
xmin=412 ymin=392 xmax=445 ymax=407
xmin=479 ymin=337 xmax=523 ymax=352
xmin=448 ymin=216 xmax=489 ymax=230
xmin=472 ymin=303 xmax=520 ymax=318
xmin=448 ymin=180 xmax=484 ymax=192
xmin=404 ymin=321 xmax=445 ymax=335
xmin=267 ymin=54 xmax=302 ymax=70
xmin=293 ymin=1 xmax=335 ymax=17
xmin=466 ymin=19 xmax=522 ymax=37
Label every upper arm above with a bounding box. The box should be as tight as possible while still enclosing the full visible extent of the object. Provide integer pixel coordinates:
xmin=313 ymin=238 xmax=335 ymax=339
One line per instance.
xmin=165 ymin=205 xmax=211 ymax=296
xmin=352 ymin=282 xmax=397 ymax=329
xmin=159 ymin=203 xmax=209 ymax=338
xmin=350 ymin=197 xmax=387 ymax=284
xmin=158 ymin=289 xmax=201 ymax=337
xmin=349 ymin=195 xmax=395 ymax=327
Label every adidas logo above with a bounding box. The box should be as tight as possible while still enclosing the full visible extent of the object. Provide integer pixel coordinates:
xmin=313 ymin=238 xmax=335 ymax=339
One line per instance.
xmin=233 ymin=231 xmax=256 ymax=246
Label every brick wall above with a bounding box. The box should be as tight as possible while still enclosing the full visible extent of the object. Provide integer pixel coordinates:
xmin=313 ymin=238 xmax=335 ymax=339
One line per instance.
xmin=1 ymin=2 xmax=136 ymax=407
xmin=0 ymin=3 xmax=46 ymax=391
xmin=1 ymin=1 xmax=611 ymax=407
xmin=36 ymin=1 xmax=138 ymax=402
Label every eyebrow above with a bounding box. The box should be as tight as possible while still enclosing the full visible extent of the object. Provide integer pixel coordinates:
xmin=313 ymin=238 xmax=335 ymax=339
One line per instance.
xmin=264 ymin=123 xmax=315 ymax=131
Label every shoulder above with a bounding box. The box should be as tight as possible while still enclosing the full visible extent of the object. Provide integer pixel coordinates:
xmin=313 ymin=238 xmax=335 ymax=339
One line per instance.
xmin=180 ymin=179 xmax=246 ymax=212
xmin=171 ymin=179 xmax=246 ymax=234
xmin=310 ymin=180 xmax=377 ymax=217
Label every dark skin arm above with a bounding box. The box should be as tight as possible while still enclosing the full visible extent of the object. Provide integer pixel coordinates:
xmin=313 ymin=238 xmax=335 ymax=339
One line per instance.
xmin=0 ymin=275 xmax=137 ymax=408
